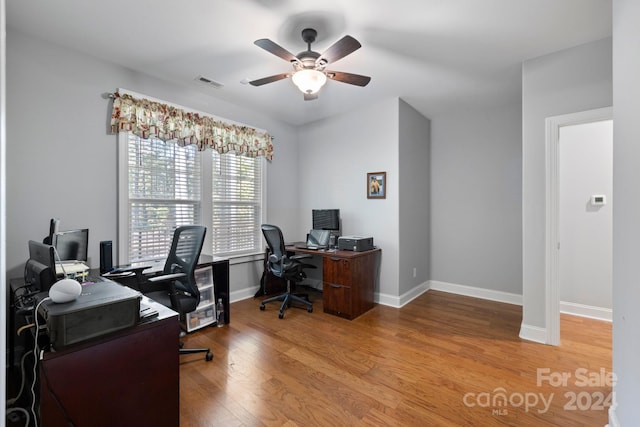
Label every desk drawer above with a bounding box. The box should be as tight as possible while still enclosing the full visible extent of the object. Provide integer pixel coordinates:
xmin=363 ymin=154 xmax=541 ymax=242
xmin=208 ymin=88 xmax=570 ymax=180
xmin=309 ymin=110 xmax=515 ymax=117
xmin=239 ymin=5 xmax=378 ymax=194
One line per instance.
xmin=322 ymin=282 xmax=353 ymax=319
xmin=185 ymin=303 xmax=215 ymax=332
xmin=323 ymin=257 xmax=352 ymax=286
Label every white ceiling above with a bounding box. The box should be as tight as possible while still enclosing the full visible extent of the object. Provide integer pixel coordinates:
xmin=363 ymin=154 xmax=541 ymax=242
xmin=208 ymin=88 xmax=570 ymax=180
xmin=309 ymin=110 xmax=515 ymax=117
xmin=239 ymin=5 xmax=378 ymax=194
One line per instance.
xmin=7 ymin=0 xmax=612 ymax=126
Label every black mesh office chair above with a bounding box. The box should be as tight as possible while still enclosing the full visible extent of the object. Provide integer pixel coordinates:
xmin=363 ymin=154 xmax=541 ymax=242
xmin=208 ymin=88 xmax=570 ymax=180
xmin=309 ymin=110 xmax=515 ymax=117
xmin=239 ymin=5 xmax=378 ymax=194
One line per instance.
xmin=144 ymin=225 xmax=213 ymax=361
xmin=260 ymin=224 xmax=314 ymax=319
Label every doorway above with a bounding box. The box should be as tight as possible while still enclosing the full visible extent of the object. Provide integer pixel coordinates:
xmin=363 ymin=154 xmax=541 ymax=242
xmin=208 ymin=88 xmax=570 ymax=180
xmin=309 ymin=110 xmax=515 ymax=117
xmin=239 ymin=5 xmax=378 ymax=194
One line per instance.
xmin=545 ymin=107 xmax=613 ymax=345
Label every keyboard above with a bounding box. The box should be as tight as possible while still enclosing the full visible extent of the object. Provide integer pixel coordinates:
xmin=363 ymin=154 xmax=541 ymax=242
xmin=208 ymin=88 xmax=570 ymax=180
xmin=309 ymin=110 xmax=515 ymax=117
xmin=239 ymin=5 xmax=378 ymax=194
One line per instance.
xmin=295 ymin=244 xmax=325 ymax=250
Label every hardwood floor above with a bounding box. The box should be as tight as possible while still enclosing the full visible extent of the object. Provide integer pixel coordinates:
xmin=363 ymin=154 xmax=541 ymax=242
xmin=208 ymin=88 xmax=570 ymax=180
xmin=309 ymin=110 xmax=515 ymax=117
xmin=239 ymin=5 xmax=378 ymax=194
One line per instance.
xmin=179 ymin=289 xmax=612 ymax=426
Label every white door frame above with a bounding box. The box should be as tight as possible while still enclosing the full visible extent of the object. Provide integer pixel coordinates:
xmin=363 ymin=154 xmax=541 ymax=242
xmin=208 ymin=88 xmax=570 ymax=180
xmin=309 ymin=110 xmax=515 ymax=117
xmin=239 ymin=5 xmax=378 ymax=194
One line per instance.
xmin=545 ymin=106 xmax=612 ymax=345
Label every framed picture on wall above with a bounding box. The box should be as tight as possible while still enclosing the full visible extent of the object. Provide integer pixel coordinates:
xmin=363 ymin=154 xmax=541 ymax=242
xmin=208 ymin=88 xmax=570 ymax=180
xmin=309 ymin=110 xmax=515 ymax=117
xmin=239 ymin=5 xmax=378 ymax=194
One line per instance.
xmin=367 ymin=172 xmax=386 ymax=199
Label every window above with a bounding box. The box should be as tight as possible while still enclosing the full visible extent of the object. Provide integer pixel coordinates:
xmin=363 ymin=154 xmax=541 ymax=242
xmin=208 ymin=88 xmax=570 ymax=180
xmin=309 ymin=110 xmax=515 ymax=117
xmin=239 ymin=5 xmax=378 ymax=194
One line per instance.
xmin=211 ymin=152 xmax=265 ymax=256
xmin=123 ymin=134 xmax=201 ymax=263
xmin=119 ymin=133 xmax=265 ymax=263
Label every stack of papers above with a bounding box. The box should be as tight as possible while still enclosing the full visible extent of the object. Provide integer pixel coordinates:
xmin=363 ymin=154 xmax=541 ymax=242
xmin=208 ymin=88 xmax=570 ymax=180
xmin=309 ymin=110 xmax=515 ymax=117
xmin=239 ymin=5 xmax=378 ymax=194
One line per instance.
xmin=55 ymin=261 xmax=90 ymax=280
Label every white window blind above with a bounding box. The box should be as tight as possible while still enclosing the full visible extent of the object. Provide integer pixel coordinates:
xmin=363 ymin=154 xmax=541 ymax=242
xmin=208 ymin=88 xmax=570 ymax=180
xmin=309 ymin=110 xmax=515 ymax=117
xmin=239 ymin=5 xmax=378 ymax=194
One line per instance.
xmin=212 ymin=152 xmax=264 ymax=256
xmin=127 ymin=134 xmax=201 ymax=262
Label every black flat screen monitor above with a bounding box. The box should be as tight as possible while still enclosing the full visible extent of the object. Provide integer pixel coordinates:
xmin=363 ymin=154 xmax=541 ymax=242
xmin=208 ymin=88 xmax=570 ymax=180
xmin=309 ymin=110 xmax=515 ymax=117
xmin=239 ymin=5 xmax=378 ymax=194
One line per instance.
xmin=44 ymin=217 xmax=60 ymax=245
xmin=312 ymin=209 xmax=340 ymax=231
xmin=26 ymin=240 xmax=57 ymax=291
xmin=54 ymin=229 xmax=89 ymax=262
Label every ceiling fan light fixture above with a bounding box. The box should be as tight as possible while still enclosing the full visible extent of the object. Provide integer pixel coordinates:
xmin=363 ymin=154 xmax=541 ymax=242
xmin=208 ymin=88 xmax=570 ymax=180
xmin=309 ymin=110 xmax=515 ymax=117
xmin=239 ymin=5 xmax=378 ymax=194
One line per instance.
xmin=292 ymin=69 xmax=327 ymax=94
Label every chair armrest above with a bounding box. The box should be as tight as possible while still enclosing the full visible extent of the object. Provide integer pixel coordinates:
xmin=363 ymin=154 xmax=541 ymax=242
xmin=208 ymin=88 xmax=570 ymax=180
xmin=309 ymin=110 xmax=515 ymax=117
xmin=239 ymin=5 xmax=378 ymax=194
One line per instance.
xmin=148 ymin=272 xmax=187 ymax=283
xmin=268 ymin=254 xmax=281 ymax=264
xmin=105 ymin=265 xmax=150 ymax=276
xmin=291 ymin=254 xmax=312 ymax=261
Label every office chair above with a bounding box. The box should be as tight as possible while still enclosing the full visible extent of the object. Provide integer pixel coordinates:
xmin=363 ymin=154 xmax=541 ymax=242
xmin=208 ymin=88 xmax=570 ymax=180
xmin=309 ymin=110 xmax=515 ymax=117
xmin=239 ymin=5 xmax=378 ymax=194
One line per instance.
xmin=144 ymin=225 xmax=213 ymax=361
xmin=260 ymin=224 xmax=314 ymax=319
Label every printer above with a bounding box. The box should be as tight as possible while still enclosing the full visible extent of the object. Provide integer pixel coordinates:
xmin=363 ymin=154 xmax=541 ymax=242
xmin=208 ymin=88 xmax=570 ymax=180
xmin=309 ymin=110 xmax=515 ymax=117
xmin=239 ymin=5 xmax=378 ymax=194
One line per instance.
xmin=37 ymin=279 xmax=141 ymax=350
xmin=338 ymin=235 xmax=374 ymax=252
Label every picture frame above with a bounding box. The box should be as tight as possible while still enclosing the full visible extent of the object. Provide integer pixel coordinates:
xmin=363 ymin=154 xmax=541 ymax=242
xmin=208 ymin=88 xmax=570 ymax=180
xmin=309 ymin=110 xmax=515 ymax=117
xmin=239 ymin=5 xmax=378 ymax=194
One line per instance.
xmin=367 ymin=172 xmax=386 ymax=199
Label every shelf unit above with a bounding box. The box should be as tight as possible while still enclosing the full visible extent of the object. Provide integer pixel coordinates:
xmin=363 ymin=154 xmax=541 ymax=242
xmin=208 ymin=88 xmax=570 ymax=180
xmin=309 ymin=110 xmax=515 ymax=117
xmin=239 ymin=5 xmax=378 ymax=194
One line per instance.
xmin=182 ymin=257 xmax=230 ymax=333
xmin=184 ymin=265 xmax=216 ymax=332
xmin=104 ymin=255 xmax=230 ymax=333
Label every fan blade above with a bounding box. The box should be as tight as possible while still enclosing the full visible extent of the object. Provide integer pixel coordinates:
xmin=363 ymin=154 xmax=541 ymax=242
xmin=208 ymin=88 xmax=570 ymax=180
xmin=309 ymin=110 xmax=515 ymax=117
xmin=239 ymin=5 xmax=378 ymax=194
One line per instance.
xmin=254 ymin=39 xmax=298 ymax=63
xmin=249 ymin=73 xmax=291 ymax=86
xmin=304 ymin=93 xmax=318 ymax=101
xmin=326 ymin=71 xmax=371 ymax=87
xmin=318 ymin=35 xmax=361 ymax=65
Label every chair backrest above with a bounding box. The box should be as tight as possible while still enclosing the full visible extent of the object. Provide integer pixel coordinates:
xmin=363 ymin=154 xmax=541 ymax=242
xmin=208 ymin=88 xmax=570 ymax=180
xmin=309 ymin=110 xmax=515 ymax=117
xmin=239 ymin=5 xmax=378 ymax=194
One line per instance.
xmin=261 ymin=223 xmax=285 ymax=258
xmin=163 ymin=225 xmax=206 ymax=298
xmin=261 ymin=224 xmax=287 ymax=277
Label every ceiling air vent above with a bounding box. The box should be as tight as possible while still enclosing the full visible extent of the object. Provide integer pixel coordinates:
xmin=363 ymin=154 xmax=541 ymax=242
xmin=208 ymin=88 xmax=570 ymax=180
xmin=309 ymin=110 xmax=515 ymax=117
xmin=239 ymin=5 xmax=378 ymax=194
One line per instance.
xmin=194 ymin=75 xmax=224 ymax=89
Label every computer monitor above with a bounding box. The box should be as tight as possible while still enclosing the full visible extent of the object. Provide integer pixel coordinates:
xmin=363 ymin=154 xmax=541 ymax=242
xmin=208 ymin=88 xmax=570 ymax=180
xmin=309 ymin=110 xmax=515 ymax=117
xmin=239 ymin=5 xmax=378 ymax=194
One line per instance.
xmin=307 ymin=229 xmax=331 ymax=248
xmin=25 ymin=240 xmax=57 ymax=291
xmin=54 ymin=229 xmax=89 ymax=262
xmin=43 ymin=218 xmax=60 ymax=245
xmin=312 ymin=209 xmax=340 ymax=231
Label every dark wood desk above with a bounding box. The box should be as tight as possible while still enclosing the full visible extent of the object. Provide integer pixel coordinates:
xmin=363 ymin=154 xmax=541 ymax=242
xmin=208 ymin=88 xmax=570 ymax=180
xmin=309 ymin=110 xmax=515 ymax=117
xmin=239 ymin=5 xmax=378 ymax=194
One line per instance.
xmin=39 ymin=294 xmax=180 ymax=427
xmin=286 ymin=245 xmax=381 ymax=320
xmin=110 ymin=255 xmax=230 ymax=326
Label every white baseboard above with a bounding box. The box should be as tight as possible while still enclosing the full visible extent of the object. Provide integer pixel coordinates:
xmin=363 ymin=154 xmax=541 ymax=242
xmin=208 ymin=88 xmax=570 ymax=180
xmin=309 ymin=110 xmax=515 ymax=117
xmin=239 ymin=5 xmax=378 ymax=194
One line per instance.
xmin=608 ymin=404 xmax=620 ymax=427
xmin=230 ymin=279 xmax=323 ymax=304
xmin=377 ymin=280 xmax=522 ymax=309
xmin=519 ymin=323 xmax=548 ymax=344
xmin=423 ymin=281 xmax=549 ymax=344
xmin=376 ymin=282 xmax=430 ymax=308
xmin=560 ymin=301 xmax=612 ymax=322
xmin=428 ymin=280 xmax=523 ymax=306
xmin=230 ymin=286 xmax=260 ymax=303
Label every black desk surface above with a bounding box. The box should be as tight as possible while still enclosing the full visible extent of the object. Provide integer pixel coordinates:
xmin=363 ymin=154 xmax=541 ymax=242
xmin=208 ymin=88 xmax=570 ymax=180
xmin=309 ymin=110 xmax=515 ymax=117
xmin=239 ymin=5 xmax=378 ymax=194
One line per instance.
xmin=8 ymin=276 xmax=178 ymax=364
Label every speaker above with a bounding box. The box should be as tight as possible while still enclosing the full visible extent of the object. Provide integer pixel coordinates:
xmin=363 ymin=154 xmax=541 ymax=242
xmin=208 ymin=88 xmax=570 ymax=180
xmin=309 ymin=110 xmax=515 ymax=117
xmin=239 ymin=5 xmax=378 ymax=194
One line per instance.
xmin=99 ymin=240 xmax=113 ymax=274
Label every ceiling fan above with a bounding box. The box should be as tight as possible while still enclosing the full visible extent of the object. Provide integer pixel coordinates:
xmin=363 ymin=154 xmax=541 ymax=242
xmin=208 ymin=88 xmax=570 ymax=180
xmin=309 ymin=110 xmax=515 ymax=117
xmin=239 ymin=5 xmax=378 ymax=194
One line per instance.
xmin=249 ymin=28 xmax=371 ymax=100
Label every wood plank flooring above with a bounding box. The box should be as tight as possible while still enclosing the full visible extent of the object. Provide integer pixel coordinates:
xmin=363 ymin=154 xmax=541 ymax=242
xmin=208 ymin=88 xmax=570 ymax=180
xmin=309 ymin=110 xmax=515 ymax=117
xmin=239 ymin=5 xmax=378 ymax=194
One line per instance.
xmin=178 ymin=289 xmax=612 ymax=426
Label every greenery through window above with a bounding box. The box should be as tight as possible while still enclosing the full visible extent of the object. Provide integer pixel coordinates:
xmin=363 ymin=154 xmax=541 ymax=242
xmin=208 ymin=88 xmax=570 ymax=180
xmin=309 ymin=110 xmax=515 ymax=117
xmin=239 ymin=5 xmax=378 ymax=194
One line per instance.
xmin=127 ymin=134 xmax=201 ymax=263
xmin=121 ymin=133 xmax=265 ymax=263
xmin=212 ymin=151 xmax=264 ymax=256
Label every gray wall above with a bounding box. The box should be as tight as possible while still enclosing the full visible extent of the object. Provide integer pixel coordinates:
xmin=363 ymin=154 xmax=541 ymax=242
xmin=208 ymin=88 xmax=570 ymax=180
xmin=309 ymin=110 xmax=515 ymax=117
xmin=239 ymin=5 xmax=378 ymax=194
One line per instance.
xmin=1 ymin=0 xmax=7 ymax=415
xmin=398 ymin=100 xmax=430 ymax=296
xmin=559 ymin=121 xmax=612 ymax=310
xmin=612 ymin=0 xmax=640 ymax=423
xmin=521 ymin=37 xmax=612 ymax=329
xmin=298 ymin=98 xmax=431 ymax=304
xmin=6 ymin=28 xmax=434 ymax=305
xmin=298 ymin=98 xmax=400 ymax=301
xmin=430 ymin=103 xmax=522 ymax=294
xmin=6 ymin=29 xmax=298 ymax=295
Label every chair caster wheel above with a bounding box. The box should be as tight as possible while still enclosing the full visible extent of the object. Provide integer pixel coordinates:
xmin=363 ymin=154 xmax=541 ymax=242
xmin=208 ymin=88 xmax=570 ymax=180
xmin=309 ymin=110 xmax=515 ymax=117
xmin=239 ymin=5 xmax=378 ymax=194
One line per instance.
xmin=307 ymin=306 xmax=313 ymax=313
xmin=260 ymin=305 xmax=265 ymax=311
xmin=206 ymin=351 xmax=214 ymax=361
xmin=278 ymin=312 xmax=284 ymax=319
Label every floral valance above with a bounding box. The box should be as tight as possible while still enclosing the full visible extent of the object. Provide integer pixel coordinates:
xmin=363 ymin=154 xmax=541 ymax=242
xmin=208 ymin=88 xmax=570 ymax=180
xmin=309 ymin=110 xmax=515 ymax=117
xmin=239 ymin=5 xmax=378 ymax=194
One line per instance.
xmin=110 ymin=92 xmax=274 ymax=160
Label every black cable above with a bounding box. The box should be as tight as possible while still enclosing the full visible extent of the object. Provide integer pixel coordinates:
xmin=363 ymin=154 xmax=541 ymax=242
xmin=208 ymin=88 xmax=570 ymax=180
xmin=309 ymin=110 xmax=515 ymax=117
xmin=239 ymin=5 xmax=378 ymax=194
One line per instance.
xmin=13 ymin=283 xmax=32 ymax=296
xmin=12 ymin=283 xmax=38 ymax=312
xmin=29 ymin=297 xmax=49 ymax=426
xmin=26 ymin=297 xmax=75 ymax=427
xmin=6 ymin=350 xmax=34 ymax=407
